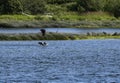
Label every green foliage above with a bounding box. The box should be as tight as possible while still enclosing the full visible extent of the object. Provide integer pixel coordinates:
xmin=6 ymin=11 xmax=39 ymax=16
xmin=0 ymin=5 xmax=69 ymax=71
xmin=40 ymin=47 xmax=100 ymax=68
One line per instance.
xmin=46 ymin=4 xmax=67 ymax=15
xmin=114 ymin=5 xmax=120 ymax=18
xmin=51 ymin=16 xmax=60 ymax=21
xmin=0 ymin=33 xmax=119 ymax=40
xmin=0 ymin=15 xmax=34 ymax=20
xmin=78 ymin=12 xmax=115 ymax=21
xmin=34 ymin=15 xmax=52 ymax=21
xmin=103 ymin=0 xmax=120 ymax=18
xmin=34 ymin=16 xmax=45 ymax=20
xmin=66 ymin=2 xmax=78 ymax=11
xmin=0 ymin=0 xmax=120 ymax=18
xmin=104 ymin=0 xmax=116 ymax=12
xmin=46 ymin=0 xmax=75 ymax=4
xmin=76 ymin=0 xmax=105 ymax=12
xmin=76 ymin=0 xmax=120 ymax=18
xmin=20 ymin=0 xmax=46 ymax=14
xmin=0 ymin=0 xmax=23 ymax=14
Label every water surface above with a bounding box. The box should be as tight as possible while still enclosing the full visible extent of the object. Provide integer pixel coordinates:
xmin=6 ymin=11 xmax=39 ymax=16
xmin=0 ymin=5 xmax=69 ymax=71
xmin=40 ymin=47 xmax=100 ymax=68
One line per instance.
xmin=0 ymin=28 xmax=120 ymax=34
xmin=0 ymin=39 xmax=120 ymax=83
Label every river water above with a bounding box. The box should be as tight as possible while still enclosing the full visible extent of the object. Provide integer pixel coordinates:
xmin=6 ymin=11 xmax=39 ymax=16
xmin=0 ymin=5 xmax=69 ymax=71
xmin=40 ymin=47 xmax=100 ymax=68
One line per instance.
xmin=0 ymin=39 xmax=120 ymax=83
xmin=0 ymin=28 xmax=120 ymax=34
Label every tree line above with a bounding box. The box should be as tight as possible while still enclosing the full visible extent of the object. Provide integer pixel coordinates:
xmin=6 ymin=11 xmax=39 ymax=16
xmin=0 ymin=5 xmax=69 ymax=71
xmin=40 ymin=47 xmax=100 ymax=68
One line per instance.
xmin=76 ymin=0 xmax=120 ymax=18
xmin=0 ymin=0 xmax=46 ymax=14
xmin=0 ymin=0 xmax=120 ymax=17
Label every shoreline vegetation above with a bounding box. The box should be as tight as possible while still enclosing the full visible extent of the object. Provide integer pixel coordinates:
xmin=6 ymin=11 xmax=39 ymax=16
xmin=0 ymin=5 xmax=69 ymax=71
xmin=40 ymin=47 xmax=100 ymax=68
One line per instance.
xmin=0 ymin=0 xmax=120 ymax=29
xmin=0 ymin=32 xmax=119 ymax=40
xmin=0 ymin=14 xmax=120 ymax=40
xmin=1 ymin=20 xmax=120 ymax=28
xmin=0 ymin=12 xmax=120 ymax=28
xmin=0 ymin=0 xmax=120 ymax=40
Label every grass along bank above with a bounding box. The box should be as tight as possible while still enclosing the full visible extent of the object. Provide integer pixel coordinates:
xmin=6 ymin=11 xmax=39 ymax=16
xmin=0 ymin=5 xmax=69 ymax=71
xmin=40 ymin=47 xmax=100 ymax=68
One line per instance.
xmin=0 ymin=12 xmax=120 ymax=28
xmin=0 ymin=20 xmax=120 ymax=28
xmin=0 ymin=32 xmax=119 ymax=40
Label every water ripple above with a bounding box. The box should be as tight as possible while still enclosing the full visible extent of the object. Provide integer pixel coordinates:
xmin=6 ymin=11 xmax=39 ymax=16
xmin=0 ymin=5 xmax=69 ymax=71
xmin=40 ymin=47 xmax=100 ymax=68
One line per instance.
xmin=0 ymin=39 xmax=120 ymax=83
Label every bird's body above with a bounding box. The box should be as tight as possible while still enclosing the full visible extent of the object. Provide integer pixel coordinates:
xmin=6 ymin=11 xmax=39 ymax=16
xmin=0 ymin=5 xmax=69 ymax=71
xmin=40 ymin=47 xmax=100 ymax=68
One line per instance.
xmin=38 ymin=42 xmax=48 ymax=46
